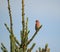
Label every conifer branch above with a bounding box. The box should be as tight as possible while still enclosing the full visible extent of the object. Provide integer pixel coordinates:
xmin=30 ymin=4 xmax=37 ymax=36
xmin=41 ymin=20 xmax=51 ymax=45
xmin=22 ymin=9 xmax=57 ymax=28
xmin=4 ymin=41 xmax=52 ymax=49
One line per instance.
xmin=27 ymin=43 xmax=35 ymax=52
xmin=7 ymin=0 xmax=13 ymax=34
xmin=22 ymin=0 xmax=25 ymax=34
xmin=29 ymin=43 xmax=36 ymax=51
xmin=39 ymin=47 xmax=42 ymax=52
xmin=4 ymin=23 xmax=11 ymax=33
xmin=14 ymin=37 xmax=21 ymax=46
xmin=27 ymin=25 xmax=42 ymax=45
xmin=1 ymin=43 xmax=8 ymax=52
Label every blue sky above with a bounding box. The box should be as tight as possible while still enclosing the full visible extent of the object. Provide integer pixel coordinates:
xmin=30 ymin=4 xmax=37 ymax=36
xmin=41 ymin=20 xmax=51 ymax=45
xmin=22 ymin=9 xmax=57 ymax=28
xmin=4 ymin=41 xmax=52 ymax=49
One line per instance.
xmin=0 ymin=0 xmax=60 ymax=52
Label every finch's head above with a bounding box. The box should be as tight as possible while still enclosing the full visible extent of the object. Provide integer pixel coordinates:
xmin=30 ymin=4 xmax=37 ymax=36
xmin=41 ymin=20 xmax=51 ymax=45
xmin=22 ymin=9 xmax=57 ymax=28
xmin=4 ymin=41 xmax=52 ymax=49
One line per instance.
xmin=36 ymin=20 xmax=39 ymax=22
xmin=35 ymin=20 xmax=40 ymax=23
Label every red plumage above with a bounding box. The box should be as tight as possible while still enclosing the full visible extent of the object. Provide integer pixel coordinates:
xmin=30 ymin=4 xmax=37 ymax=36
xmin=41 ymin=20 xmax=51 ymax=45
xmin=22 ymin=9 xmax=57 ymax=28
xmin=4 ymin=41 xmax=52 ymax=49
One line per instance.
xmin=35 ymin=20 xmax=40 ymax=31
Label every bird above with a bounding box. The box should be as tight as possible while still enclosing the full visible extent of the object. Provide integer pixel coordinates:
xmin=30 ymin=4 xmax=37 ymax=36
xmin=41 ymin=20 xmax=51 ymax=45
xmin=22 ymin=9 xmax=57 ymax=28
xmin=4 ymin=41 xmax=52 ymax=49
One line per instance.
xmin=35 ymin=20 xmax=40 ymax=32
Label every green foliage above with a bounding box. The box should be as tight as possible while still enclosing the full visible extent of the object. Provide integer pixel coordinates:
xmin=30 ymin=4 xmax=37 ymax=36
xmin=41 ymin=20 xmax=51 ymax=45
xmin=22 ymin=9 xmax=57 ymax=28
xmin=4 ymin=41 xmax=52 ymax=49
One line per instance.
xmin=1 ymin=0 xmax=50 ymax=52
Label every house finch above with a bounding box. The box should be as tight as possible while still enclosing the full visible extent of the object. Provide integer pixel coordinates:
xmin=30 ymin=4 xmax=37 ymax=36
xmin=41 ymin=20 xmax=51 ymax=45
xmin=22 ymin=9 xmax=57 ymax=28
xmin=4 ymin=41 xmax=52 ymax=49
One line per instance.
xmin=35 ymin=20 xmax=40 ymax=31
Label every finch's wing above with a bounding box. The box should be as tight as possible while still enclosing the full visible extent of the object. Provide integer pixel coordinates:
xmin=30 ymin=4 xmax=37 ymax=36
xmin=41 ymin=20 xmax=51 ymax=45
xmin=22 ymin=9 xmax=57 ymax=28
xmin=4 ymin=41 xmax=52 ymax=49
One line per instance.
xmin=35 ymin=24 xmax=37 ymax=31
